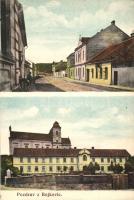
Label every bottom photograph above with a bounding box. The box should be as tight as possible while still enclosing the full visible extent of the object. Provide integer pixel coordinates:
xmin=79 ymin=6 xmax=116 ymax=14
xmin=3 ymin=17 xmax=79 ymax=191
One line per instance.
xmin=0 ymin=94 xmax=134 ymax=192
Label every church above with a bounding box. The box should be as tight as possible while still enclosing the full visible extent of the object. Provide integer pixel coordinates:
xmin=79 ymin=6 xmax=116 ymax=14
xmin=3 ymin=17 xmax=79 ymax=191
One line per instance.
xmin=9 ymin=121 xmax=71 ymax=155
xmin=9 ymin=121 xmax=130 ymax=174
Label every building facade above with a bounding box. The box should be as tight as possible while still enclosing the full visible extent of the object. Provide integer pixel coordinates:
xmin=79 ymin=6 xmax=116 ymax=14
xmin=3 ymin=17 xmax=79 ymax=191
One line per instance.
xmin=10 ymin=122 xmax=130 ymax=174
xmin=9 ymin=121 xmax=71 ymax=155
xmin=75 ymin=37 xmax=90 ymax=81
xmin=74 ymin=21 xmax=129 ymax=82
xmin=66 ymin=52 xmax=75 ymax=79
xmin=86 ymin=36 xmax=134 ymax=87
xmin=13 ymin=148 xmax=130 ymax=174
xmin=0 ymin=0 xmax=27 ymax=91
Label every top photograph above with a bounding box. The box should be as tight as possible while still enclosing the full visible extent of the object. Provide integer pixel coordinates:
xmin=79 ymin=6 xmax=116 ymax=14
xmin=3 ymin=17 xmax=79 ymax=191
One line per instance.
xmin=0 ymin=0 xmax=134 ymax=92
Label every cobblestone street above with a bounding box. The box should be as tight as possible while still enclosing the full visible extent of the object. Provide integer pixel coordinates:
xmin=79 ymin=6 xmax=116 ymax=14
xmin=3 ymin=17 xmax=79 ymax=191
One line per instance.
xmin=29 ymin=75 xmax=132 ymax=92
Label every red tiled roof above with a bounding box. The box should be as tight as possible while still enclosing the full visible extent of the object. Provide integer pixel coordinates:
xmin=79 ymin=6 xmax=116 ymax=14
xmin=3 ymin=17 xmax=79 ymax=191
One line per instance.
xmin=14 ymin=148 xmax=80 ymax=157
xmin=13 ymin=148 xmax=130 ymax=158
xmin=88 ymin=37 xmax=134 ymax=63
xmin=10 ymin=131 xmax=51 ymax=141
xmin=90 ymin=149 xmax=130 ymax=157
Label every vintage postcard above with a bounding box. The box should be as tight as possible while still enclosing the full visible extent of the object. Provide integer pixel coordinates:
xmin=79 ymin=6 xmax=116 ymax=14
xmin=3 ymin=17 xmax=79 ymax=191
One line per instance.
xmin=0 ymin=93 xmax=134 ymax=200
xmin=0 ymin=0 xmax=134 ymax=92
xmin=0 ymin=0 xmax=134 ymax=200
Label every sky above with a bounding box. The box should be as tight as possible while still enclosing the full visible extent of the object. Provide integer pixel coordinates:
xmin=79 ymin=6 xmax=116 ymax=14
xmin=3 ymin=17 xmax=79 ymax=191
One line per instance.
xmin=19 ymin=0 xmax=134 ymax=63
xmin=0 ymin=94 xmax=134 ymax=155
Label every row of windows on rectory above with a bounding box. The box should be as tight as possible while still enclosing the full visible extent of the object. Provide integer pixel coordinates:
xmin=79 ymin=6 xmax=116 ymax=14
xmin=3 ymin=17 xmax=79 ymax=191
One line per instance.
xmin=19 ymin=156 xmax=123 ymax=163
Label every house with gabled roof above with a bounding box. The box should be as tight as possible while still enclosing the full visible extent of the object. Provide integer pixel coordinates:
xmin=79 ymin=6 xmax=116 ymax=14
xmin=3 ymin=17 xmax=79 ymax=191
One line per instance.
xmin=74 ymin=21 xmax=130 ymax=82
xmin=86 ymin=36 xmax=134 ymax=87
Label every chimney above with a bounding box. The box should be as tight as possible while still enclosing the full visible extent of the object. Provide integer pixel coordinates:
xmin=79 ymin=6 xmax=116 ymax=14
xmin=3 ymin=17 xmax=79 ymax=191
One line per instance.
xmin=111 ymin=20 xmax=115 ymax=25
xmin=92 ymin=147 xmax=94 ymax=149
xmin=131 ymin=32 xmax=134 ymax=37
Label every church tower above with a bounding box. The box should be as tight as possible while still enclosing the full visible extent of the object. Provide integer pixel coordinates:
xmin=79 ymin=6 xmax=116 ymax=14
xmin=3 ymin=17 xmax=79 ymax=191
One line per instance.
xmin=49 ymin=121 xmax=62 ymax=148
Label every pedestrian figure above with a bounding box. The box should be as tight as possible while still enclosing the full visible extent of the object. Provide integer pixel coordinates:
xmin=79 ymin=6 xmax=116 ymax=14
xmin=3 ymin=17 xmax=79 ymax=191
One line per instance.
xmin=27 ymin=72 xmax=32 ymax=85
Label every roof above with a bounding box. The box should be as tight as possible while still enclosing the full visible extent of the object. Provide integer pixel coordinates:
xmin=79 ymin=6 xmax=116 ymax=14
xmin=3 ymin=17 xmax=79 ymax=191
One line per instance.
xmin=88 ymin=37 xmax=134 ymax=63
xmin=10 ymin=131 xmax=51 ymax=141
xmin=14 ymin=148 xmax=80 ymax=157
xmin=62 ymin=138 xmax=71 ymax=145
xmin=90 ymin=149 xmax=130 ymax=157
xmin=13 ymin=148 xmax=130 ymax=158
xmin=53 ymin=121 xmax=61 ymax=128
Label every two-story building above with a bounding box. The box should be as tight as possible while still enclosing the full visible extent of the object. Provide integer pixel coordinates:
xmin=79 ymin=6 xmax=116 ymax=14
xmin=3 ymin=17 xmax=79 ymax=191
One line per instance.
xmin=0 ymin=0 xmax=27 ymax=91
xmin=74 ymin=21 xmax=129 ymax=82
xmin=13 ymin=148 xmax=130 ymax=174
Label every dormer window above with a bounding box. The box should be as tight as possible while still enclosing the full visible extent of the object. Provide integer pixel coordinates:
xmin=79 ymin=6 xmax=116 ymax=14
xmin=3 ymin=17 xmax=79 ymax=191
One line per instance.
xmin=24 ymin=143 xmax=29 ymax=148
xmin=35 ymin=144 xmax=39 ymax=149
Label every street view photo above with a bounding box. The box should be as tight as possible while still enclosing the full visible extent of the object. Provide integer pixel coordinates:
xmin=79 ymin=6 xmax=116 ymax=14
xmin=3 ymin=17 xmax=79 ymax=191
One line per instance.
xmin=0 ymin=94 xmax=134 ymax=191
xmin=0 ymin=0 xmax=134 ymax=92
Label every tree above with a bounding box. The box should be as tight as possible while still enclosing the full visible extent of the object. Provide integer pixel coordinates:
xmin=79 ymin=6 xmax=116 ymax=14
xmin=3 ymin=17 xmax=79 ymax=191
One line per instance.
xmin=109 ymin=162 xmax=123 ymax=174
xmin=1 ymin=155 xmax=20 ymax=181
xmin=83 ymin=162 xmax=100 ymax=174
xmin=125 ymin=156 xmax=134 ymax=173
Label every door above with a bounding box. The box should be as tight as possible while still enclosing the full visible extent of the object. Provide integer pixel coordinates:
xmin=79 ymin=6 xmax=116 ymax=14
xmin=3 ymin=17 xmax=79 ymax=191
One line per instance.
xmin=114 ymin=71 xmax=118 ymax=85
xmin=86 ymin=69 xmax=90 ymax=82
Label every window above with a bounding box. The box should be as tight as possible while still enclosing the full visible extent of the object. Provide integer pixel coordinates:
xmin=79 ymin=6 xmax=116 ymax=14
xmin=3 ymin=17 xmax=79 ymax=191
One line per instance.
xmin=56 ymin=158 xmax=59 ymax=163
xmin=35 ymin=144 xmax=39 ymax=148
xmin=20 ymin=157 xmax=23 ymax=163
xmin=101 ymin=158 xmax=104 ymax=163
xmin=27 ymin=166 xmax=31 ymax=172
xmin=20 ymin=166 xmax=23 ymax=173
xmin=83 ymin=67 xmax=84 ymax=77
xmin=119 ymin=158 xmax=122 ymax=162
xmin=57 ymin=166 xmax=61 ymax=172
xmin=35 ymin=166 xmax=38 ymax=172
xmin=49 ymin=166 xmax=53 ymax=172
xmin=56 ymin=131 xmax=59 ymax=136
xmin=71 ymin=158 xmax=74 ymax=163
xmin=70 ymin=166 xmax=74 ymax=172
xmin=92 ymin=69 xmax=94 ymax=78
xmin=56 ymin=140 xmax=58 ymax=143
xmin=63 ymin=166 xmax=67 ymax=172
xmin=107 ymin=158 xmax=110 ymax=163
xmin=83 ymin=50 xmax=84 ymax=60
xmin=101 ymin=166 xmax=104 ymax=171
xmin=114 ymin=158 xmax=116 ymax=163
xmin=42 ymin=158 xmax=45 ymax=163
xmin=35 ymin=157 xmax=38 ymax=163
xmin=63 ymin=158 xmax=66 ymax=163
xmin=27 ymin=157 xmax=31 ymax=163
xmin=24 ymin=143 xmax=29 ymax=148
xmin=49 ymin=158 xmax=52 ymax=163
xmin=105 ymin=67 xmax=108 ymax=79
xmin=100 ymin=67 xmax=102 ymax=79
xmin=42 ymin=166 xmax=45 ymax=172
xmin=92 ymin=158 xmax=95 ymax=162
xmin=96 ymin=66 xmax=98 ymax=78
xmin=83 ymin=155 xmax=87 ymax=161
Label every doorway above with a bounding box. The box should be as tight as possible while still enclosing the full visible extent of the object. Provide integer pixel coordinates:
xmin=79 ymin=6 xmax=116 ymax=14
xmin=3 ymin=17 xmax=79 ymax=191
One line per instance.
xmin=114 ymin=71 xmax=118 ymax=85
xmin=86 ymin=69 xmax=90 ymax=82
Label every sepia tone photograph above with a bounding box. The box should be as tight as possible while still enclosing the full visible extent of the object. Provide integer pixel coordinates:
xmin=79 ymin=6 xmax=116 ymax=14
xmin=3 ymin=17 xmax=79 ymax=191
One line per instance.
xmin=0 ymin=0 xmax=134 ymax=92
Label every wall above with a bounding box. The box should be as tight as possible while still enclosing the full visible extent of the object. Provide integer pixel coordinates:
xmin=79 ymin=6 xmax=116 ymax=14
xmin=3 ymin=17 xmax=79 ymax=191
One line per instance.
xmin=112 ymin=67 xmax=134 ymax=87
xmin=13 ymin=157 xmax=78 ymax=174
xmin=75 ymin=65 xmax=86 ymax=81
xmin=6 ymin=174 xmax=131 ymax=190
xmin=86 ymin=63 xmax=112 ymax=85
